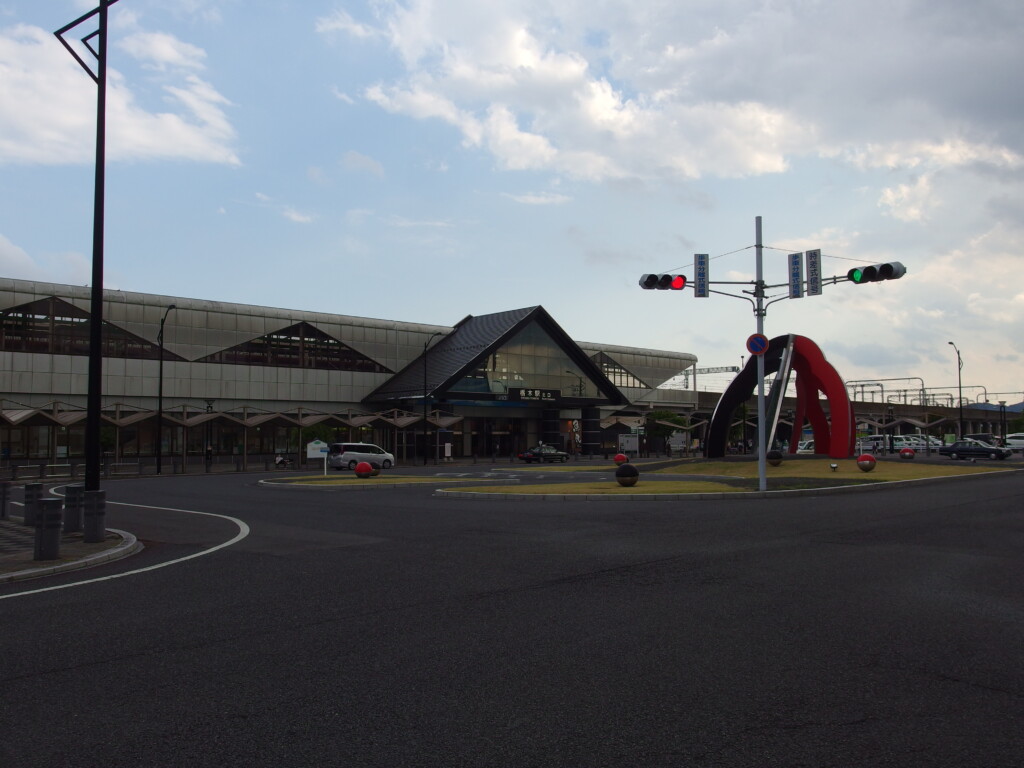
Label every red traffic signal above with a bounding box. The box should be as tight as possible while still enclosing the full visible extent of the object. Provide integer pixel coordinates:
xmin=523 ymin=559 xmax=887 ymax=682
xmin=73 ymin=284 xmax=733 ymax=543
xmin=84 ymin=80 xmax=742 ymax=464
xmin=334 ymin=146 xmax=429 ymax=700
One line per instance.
xmin=639 ymin=273 xmax=688 ymax=290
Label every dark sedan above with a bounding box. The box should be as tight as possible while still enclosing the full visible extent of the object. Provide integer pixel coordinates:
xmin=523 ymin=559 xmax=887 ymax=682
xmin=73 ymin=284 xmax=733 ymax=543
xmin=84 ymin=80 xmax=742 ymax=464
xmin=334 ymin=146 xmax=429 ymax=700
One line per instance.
xmin=938 ymin=439 xmax=1013 ymax=460
xmin=517 ymin=445 xmax=570 ymax=463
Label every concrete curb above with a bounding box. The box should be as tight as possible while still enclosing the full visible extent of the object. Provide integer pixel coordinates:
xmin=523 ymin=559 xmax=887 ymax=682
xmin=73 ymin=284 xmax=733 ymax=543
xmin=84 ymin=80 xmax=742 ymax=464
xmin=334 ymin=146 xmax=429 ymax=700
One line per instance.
xmin=434 ymin=466 xmax=1023 ymax=501
xmin=258 ymin=477 xmax=522 ymax=491
xmin=0 ymin=529 xmax=143 ymax=583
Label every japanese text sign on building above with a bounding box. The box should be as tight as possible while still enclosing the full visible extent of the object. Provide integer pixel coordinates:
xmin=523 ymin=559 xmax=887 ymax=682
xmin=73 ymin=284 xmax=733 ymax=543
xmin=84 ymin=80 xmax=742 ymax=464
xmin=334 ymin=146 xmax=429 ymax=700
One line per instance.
xmin=510 ymin=388 xmax=558 ymax=402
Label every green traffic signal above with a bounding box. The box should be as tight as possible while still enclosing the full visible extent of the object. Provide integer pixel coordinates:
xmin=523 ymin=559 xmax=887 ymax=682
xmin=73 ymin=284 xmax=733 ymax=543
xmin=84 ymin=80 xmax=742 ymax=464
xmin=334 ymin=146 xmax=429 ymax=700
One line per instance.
xmin=847 ymin=262 xmax=905 ymax=284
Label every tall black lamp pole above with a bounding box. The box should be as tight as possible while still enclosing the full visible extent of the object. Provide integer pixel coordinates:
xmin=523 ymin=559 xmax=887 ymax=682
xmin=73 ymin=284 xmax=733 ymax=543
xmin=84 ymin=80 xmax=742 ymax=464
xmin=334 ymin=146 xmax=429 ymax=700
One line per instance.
xmin=422 ymin=332 xmax=443 ymax=466
xmin=55 ymin=0 xmax=122 ymax=491
xmin=156 ymin=304 xmax=176 ymax=474
xmin=948 ymin=341 xmax=963 ymax=437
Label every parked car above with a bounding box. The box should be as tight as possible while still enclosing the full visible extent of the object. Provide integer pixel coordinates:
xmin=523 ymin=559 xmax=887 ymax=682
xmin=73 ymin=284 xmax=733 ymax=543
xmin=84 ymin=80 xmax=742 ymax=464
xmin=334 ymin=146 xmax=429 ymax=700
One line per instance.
xmin=1003 ymin=433 xmax=1024 ymax=452
xmin=937 ymin=439 xmax=1012 ymax=461
xmin=796 ymin=440 xmax=815 ymax=454
xmin=901 ymin=435 xmax=943 ymax=452
xmin=517 ymin=445 xmax=569 ymax=463
xmin=965 ymin=433 xmax=1003 ymax=447
xmin=327 ymin=442 xmax=395 ymax=470
xmin=857 ymin=434 xmax=914 ymax=453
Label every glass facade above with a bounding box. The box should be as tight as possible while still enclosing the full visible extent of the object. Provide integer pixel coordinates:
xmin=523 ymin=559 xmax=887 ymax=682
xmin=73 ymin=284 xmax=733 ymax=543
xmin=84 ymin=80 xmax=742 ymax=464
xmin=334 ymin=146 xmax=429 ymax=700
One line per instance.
xmin=0 ymin=297 xmax=183 ymax=361
xmin=591 ymin=351 xmax=649 ymax=389
xmin=198 ymin=321 xmax=392 ymax=373
xmin=450 ymin=323 xmax=601 ymax=397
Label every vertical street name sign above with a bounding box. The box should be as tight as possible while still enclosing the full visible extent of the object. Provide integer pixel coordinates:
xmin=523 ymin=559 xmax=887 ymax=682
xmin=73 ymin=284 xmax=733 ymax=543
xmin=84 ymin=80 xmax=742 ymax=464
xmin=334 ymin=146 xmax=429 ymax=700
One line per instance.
xmin=805 ymin=249 xmax=822 ymax=296
xmin=694 ymin=253 xmax=709 ymax=297
xmin=788 ymin=253 xmax=804 ymax=298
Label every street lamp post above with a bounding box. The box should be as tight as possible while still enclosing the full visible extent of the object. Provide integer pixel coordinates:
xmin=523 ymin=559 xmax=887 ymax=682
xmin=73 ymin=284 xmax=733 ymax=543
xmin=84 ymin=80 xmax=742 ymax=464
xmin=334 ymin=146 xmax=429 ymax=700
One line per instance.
xmin=55 ymin=0 xmax=121 ymax=491
xmin=156 ymin=304 xmax=176 ymax=474
xmin=205 ymin=399 xmax=215 ymax=472
xmin=948 ymin=341 xmax=964 ymax=437
xmin=565 ymin=370 xmax=585 ymax=397
xmin=422 ymin=332 xmax=443 ymax=466
xmin=999 ymin=400 xmax=1007 ymax=444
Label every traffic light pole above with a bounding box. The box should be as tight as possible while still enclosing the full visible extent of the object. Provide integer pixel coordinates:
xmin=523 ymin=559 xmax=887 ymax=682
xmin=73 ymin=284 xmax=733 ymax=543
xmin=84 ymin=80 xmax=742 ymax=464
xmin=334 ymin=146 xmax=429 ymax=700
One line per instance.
xmin=639 ymin=215 xmax=907 ymax=491
xmin=754 ymin=217 xmax=768 ymax=492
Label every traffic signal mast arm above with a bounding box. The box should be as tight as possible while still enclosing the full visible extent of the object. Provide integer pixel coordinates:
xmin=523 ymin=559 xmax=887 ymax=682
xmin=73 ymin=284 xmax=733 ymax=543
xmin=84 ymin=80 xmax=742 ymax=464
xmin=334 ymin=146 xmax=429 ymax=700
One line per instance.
xmin=639 ymin=262 xmax=906 ymax=307
xmin=634 ymin=217 xmax=908 ymax=496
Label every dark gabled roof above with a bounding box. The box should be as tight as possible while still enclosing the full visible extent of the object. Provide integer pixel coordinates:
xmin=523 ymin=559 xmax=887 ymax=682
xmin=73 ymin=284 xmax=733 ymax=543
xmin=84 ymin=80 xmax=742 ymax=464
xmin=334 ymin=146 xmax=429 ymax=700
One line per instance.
xmin=365 ymin=306 xmax=625 ymax=405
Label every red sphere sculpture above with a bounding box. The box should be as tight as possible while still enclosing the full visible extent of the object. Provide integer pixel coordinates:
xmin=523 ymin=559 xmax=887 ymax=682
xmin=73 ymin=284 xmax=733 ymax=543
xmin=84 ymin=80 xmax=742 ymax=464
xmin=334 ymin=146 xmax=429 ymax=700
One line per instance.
xmin=899 ymin=447 xmax=915 ymax=460
xmin=614 ymin=453 xmax=628 ymax=466
xmin=856 ymin=454 xmax=877 ymax=472
xmin=354 ymin=461 xmax=373 ymax=478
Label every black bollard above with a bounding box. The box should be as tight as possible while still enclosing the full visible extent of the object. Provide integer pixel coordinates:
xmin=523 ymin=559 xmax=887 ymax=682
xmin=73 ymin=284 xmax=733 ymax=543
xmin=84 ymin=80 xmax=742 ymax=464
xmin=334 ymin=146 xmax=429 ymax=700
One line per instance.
xmin=64 ymin=484 xmax=85 ymax=533
xmin=0 ymin=480 xmax=9 ymax=520
xmin=23 ymin=482 xmax=43 ymax=527
xmin=83 ymin=489 xmax=107 ymax=544
xmin=34 ymin=498 xmax=63 ymax=561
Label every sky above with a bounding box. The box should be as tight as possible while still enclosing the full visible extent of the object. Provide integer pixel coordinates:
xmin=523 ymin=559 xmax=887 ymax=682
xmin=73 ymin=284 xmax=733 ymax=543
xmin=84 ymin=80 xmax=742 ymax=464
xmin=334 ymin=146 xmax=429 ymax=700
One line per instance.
xmin=1 ymin=0 xmax=1023 ymax=404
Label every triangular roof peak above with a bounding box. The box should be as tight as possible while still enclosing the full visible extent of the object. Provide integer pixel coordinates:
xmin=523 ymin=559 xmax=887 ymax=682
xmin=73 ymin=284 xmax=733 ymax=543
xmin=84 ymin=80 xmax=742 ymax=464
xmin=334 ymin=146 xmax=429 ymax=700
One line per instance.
xmin=366 ymin=306 xmax=624 ymax=406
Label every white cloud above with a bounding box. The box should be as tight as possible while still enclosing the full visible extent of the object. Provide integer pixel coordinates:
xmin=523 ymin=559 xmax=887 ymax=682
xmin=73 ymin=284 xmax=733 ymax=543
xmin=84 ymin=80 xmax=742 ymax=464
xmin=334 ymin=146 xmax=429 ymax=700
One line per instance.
xmin=118 ymin=31 xmax=206 ymax=70
xmin=315 ymin=9 xmax=378 ymax=38
xmin=324 ymin=0 xmax=1023 ymax=191
xmin=845 ymin=139 xmax=1024 ymax=172
xmin=340 ymin=150 xmax=385 ymax=178
xmin=879 ymin=175 xmax=934 ymax=222
xmin=504 ymin=191 xmax=571 ymax=205
xmin=283 ymin=208 xmax=314 ymax=224
xmin=385 ymin=215 xmax=452 ymax=229
xmin=0 ymin=23 xmax=238 ymax=166
xmin=0 ymin=233 xmax=90 ymax=284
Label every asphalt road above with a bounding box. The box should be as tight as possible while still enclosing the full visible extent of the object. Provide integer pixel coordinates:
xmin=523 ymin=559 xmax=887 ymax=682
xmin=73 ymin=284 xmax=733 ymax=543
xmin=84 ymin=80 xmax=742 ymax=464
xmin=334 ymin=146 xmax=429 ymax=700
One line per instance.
xmin=1 ymin=470 xmax=1022 ymax=767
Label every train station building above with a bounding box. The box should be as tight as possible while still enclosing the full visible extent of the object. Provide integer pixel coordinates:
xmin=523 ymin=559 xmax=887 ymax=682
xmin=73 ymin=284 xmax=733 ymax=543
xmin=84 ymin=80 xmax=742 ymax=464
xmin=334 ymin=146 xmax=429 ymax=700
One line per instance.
xmin=0 ymin=278 xmax=697 ymax=467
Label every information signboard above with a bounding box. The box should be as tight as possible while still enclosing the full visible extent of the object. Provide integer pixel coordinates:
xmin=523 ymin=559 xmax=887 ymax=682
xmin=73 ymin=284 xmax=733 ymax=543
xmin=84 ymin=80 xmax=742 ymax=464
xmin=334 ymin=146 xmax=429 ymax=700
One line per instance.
xmin=509 ymin=388 xmax=559 ymax=402
xmin=805 ymin=249 xmax=822 ymax=296
xmin=788 ymin=253 xmax=804 ymax=299
xmin=694 ymin=253 xmax=710 ymax=297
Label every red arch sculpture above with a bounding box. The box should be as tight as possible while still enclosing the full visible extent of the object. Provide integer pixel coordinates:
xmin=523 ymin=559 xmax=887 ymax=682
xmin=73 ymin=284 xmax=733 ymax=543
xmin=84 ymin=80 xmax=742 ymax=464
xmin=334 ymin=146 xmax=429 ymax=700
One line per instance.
xmin=788 ymin=336 xmax=855 ymax=459
xmin=705 ymin=334 xmax=855 ymax=459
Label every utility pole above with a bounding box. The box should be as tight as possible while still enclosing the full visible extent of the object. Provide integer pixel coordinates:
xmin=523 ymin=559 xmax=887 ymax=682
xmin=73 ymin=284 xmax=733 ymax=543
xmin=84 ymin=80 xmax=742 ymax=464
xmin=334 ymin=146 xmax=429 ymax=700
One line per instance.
xmin=754 ymin=217 xmax=767 ymax=492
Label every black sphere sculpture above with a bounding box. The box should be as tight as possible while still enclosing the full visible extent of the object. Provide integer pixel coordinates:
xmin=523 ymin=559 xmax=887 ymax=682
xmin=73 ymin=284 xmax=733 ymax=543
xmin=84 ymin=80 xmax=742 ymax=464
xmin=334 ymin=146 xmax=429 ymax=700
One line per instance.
xmin=615 ymin=463 xmax=639 ymax=487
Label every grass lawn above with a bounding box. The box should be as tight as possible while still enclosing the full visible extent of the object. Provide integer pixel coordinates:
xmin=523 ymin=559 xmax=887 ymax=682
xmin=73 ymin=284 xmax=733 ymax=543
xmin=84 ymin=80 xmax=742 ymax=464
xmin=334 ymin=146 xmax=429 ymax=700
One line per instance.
xmin=458 ymin=456 xmax=1011 ymax=495
xmin=268 ymin=474 xmax=500 ymax=487
xmin=270 ymin=456 xmax=1013 ymax=495
xmin=653 ymin=457 xmax=1002 ymax=481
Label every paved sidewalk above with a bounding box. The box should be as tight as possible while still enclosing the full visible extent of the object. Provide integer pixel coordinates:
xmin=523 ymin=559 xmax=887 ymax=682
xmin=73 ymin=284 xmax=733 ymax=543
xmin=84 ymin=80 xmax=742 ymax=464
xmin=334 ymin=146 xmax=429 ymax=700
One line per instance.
xmin=0 ymin=516 xmax=141 ymax=583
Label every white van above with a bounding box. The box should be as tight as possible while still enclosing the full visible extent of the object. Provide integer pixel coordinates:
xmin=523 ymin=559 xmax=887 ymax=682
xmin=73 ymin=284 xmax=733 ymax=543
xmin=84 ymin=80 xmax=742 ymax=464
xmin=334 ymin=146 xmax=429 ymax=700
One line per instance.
xmin=1004 ymin=433 xmax=1024 ymax=452
xmin=858 ymin=434 xmax=914 ymax=453
xmin=327 ymin=442 xmax=395 ymax=470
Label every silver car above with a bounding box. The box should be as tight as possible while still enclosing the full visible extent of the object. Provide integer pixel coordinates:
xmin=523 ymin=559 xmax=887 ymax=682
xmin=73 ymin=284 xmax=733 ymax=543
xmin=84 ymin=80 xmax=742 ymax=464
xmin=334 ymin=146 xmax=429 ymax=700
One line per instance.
xmin=327 ymin=442 xmax=395 ymax=470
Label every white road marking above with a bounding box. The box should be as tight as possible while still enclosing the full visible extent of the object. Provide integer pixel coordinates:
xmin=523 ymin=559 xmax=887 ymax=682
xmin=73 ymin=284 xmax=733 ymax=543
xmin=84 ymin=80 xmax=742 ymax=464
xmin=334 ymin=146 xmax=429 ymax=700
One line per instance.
xmin=0 ymin=501 xmax=250 ymax=601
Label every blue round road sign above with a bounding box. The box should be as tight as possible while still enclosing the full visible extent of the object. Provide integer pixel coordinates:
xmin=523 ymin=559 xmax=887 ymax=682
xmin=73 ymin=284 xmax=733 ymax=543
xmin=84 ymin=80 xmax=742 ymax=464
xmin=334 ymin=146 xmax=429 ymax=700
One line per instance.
xmin=746 ymin=333 xmax=769 ymax=356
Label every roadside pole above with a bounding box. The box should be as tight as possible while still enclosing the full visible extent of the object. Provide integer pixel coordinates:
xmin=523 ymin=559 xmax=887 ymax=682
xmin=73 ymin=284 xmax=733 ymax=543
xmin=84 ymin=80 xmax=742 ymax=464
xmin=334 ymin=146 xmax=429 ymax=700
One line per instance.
xmin=754 ymin=217 xmax=767 ymax=492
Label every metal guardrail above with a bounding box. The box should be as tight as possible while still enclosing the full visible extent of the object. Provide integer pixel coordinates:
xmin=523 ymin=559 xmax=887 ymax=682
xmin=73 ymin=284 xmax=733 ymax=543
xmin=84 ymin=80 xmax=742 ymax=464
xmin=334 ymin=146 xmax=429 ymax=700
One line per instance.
xmin=108 ymin=463 xmax=141 ymax=476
